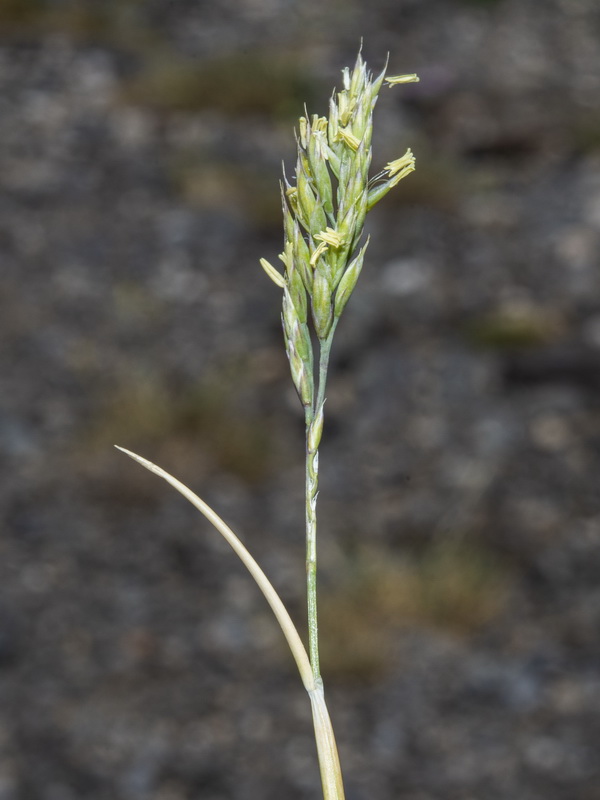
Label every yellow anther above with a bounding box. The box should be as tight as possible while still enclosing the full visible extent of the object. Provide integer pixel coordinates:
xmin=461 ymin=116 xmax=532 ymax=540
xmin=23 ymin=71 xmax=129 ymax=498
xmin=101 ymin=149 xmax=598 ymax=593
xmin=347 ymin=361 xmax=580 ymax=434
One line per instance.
xmin=389 ymin=164 xmax=415 ymax=186
xmin=385 ymin=73 xmax=420 ymax=86
xmin=286 ymin=185 xmax=299 ymax=213
xmin=338 ymin=92 xmax=351 ymax=125
xmin=311 ymin=129 xmax=330 ymax=160
xmin=337 ymin=127 xmax=360 ymax=151
xmin=278 ymin=241 xmax=293 ymax=270
xmin=385 ymin=149 xmax=415 ymax=176
xmin=310 ymin=241 xmax=328 ymax=266
xmin=260 ymin=258 xmax=287 ymax=289
xmin=299 ymin=116 xmax=309 ymax=148
xmin=315 ymin=227 xmax=344 ymax=248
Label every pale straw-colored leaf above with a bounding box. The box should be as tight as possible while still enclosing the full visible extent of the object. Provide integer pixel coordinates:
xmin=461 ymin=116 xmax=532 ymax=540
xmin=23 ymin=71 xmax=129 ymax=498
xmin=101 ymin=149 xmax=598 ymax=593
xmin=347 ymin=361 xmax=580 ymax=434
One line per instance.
xmin=114 ymin=445 xmax=314 ymax=693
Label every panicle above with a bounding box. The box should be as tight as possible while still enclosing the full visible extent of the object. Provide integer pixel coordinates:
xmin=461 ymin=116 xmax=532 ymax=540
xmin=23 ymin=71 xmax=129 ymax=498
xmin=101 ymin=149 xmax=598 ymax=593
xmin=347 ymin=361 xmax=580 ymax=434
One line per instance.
xmin=259 ymin=49 xmax=418 ymax=407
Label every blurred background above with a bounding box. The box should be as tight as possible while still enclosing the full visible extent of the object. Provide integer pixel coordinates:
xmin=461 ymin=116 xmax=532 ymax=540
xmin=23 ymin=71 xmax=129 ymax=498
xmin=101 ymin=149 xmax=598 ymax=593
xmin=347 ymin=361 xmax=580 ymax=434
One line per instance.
xmin=1 ymin=1 xmax=600 ymax=798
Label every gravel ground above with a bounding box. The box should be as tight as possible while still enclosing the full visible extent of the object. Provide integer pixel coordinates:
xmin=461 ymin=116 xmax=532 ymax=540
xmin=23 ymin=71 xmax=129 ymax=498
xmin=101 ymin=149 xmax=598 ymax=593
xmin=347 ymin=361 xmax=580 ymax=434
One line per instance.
xmin=1 ymin=2 xmax=600 ymax=799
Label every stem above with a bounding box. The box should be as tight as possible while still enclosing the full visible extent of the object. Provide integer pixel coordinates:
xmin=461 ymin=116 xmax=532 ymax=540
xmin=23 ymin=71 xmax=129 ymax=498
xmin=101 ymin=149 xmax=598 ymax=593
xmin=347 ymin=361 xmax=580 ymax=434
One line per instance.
xmin=317 ymin=325 xmax=336 ymax=412
xmin=305 ymin=322 xmax=337 ymax=682
xmin=305 ymin=441 xmax=320 ymax=680
xmin=306 ymin=321 xmax=346 ymax=799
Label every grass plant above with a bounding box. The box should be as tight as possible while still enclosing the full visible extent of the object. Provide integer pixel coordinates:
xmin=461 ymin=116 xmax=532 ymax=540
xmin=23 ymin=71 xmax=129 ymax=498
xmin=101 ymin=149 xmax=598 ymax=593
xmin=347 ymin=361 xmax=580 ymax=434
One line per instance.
xmin=117 ymin=49 xmax=418 ymax=800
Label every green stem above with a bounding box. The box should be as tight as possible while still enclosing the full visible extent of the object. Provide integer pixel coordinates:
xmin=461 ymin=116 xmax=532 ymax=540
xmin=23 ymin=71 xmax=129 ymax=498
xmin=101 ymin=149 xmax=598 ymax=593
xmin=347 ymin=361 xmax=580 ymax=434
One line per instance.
xmin=305 ymin=322 xmax=338 ymax=682
xmin=316 ymin=327 xmax=335 ymax=412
